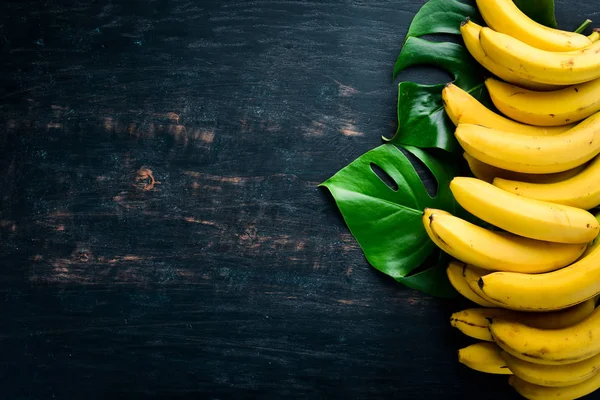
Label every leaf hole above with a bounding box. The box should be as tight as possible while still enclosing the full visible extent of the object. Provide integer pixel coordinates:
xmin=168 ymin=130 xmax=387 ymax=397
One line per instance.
xmin=401 ymin=148 xmax=438 ymax=198
xmin=370 ymin=163 xmax=398 ymax=192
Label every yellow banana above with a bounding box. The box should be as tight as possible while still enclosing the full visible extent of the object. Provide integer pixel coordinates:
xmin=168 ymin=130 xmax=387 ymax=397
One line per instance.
xmin=591 ymin=31 xmax=600 ymax=43
xmin=582 ymin=212 xmax=600 ymax=258
xmin=455 ymin=112 xmax=600 ymax=174
xmin=446 ymin=261 xmax=496 ymax=308
xmin=422 ymin=208 xmax=452 ymax=250
xmin=458 ymin=342 xmax=512 ymax=375
xmin=459 ymin=20 xmax=560 ymax=91
xmin=486 ymin=77 xmax=600 ymax=127
xmin=479 ymin=244 xmax=600 ymax=311
xmin=509 ymin=373 xmax=600 ymax=400
xmin=463 ymin=266 xmax=504 ymax=308
xmin=503 ymin=351 xmax=600 ymax=388
xmin=490 ymin=306 xmax=600 ymax=365
xmin=426 ymin=212 xmax=585 ymax=273
xmin=449 ymin=177 xmax=599 ymax=244
xmin=442 ymin=83 xmax=573 ymax=135
xmin=450 ymin=299 xmax=596 ymax=342
xmin=476 ymin=0 xmax=592 ymax=52
xmin=493 ymin=155 xmax=600 ymax=210
xmin=479 ymin=27 xmax=600 ymax=86
xmin=464 ymin=152 xmax=586 ymax=185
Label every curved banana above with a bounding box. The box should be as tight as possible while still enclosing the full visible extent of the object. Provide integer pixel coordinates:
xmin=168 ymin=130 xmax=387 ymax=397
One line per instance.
xmin=450 ymin=300 xmax=596 ymax=342
xmin=479 ymin=27 xmax=600 ymax=86
xmin=486 ymin=77 xmax=600 ymax=127
xmin=422 ymin=208 xmax=452 ymax=250
xmin=426 ymin=212 xmax=585 ymax=272
xmin=455 ymin=112 xmax=600 ymax=174
xmin=503 ymin=351 xmax=600 ymax=388
xmin=446 ymin=261 xmax=496 ymax=307
xmin=509 ymin=373 xmax=600 ymax=400
xmin=493 ymin=155 xmax=600 ymax=210
xmin=463 ymin=266 xmax=504 ymax=308
xmin=464 ymin=153 xmax=585 ymax=185
xmin=459 ymin=20 xmax=560 ymax=91
xmin=490 ymin=306 xmax=600 ymax=365
xmin=476 ymin=0 xmax=591 ymax=52
xmin=582 ymin=212 xmax=600 ymax=258
xmin=449 ymin=177 xmax=599 ymax=244
xmin=479 ymin=244 xmax=600 ymax=311
xmin=458 ymin=342 xmax=512 ymax=375
xmin=591 ymin=31 xmax=600 ymax=43
xmin=442 ymin=83 xmax=573 ymax=135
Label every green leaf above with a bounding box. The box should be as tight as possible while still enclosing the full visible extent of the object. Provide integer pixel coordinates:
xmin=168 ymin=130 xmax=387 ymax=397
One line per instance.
xmin=405 ymin=0 xmax=482 ymax=38
xmin=320 ymin=144 xmax=460 ymax=297
xmin=397 ymin=251 xmax=456 ymax=298
xmin=513 ymin=0 xmax=557 ymax=28
xmin=390 ymin=38 xmax=487 ymax=153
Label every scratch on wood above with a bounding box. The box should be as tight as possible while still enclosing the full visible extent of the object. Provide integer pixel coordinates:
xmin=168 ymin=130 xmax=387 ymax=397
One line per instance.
xmin=135 ymin=167 xmax=160 ymax=191
xmin=339 ymin=120 xmax=363 ymax=137
xmin=335 ymin=80 xmax=360 ymax=97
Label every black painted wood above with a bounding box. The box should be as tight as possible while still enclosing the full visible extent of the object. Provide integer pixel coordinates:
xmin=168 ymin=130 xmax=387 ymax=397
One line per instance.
xmin=0 ymin=1 xmax=596 ymax=399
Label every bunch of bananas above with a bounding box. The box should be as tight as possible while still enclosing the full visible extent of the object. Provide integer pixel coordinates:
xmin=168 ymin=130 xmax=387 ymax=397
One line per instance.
xmin=425 ymin=1 xmax=600 ymax=399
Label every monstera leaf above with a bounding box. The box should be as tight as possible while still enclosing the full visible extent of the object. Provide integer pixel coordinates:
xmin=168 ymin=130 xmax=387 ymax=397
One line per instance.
xmin=320 ymin=144 xmax=460 ymax=297
xmin=389 ymin=38 xmax=488 ymax=154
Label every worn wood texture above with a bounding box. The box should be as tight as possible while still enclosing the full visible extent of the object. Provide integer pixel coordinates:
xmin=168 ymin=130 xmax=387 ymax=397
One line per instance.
xmin=0 ymin=0 xmax=596 ymax=399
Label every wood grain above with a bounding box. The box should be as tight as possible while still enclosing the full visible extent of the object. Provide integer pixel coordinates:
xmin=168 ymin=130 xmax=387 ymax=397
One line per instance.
xmin=0 ymin=0 xmax=595 ymax=398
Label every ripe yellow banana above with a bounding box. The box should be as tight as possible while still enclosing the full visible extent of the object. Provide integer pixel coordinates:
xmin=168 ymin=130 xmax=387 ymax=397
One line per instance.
xmin=486 ymin=77 xmax=600 ymax=127
xmin=442 ymin=83 xmax=573 ymax=135
xmin=464 ymin=152 xmax=585 ymax=185
xmin=509 ymin=373 xmax=600 ymax=400
xmin=476 ymin=0 xmax=592 ymax=52
xmin=479 ymin=27 xmax=600 ymax=85
xmin=493 ymin=155 xmax=600 ymax=210
xmin=591 ymin=31 xmax=600 ymax=43
xmin=490 ymin=306 xmax=600 ymax=365
xmin=503 ymin=351 xmax=600 ymax=388
xmin=449 ymin=177 xmax=599 ymax=244
xmin=463 ymin=265 xmax=505 ymax=308
xmin=426 ymin=212 xmax=585 ymax=273
xmin=458 ymin=342 xmax=512 ymax=375
xmin=459 ymin=19 xmax=560 ymax=91
xmin=422 ymin=208 xmax=452 ymax=250
xmin=446 ymin=261 xmax=496 ymax=308
xmin=455 ymin=112 xmax=600 ymax=174
xmin=450 ymin=299 xmax=596 ymax=342
xmin=479 ymin=244 xmax=600 ymax=311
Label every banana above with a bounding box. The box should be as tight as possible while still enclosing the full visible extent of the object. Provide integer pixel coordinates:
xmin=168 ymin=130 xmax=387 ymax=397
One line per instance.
xmin=509 ymin=373 xmax=600 ymax=400
xmin=442 ymin=83 xmax=573 ymax=135
xmin=422 ymin=208 xmax=452 ymax=250
xmin=458 ymin=342 xmax=512 ymax=375
xmin=449 ymin=177 xmax=599 ymax=244
xmin=475 ymin=0 xmax=592 ymax=52
xmin=479 ymin=27 xmax=600 ymax=86
xmin=450 ymin=299 xmax=597 ymax=342
xmin=446 ymin=261 xmax=496 ymax=308
xmin=486 ymin=77 xmax=600 ymax=127
xmin=464 ymin=153 xmax=586 ymax=185
xmin=459 ymin=19 xmax=560 ymax=91
xmin=493 ymin=155 xmax=600 ymax=210
xmin=582 ymin=212 xmax=600 ymax=258
xmin=489 ymin=306 xmax=600 ymax=365
xmin=463 ymin=266 xmax=504 ymax=308
xmin=503 ymin=351 xmax=600 ymax=388
xmin=426 ymin=212 xmax=585 ymax=273
xmin=479 ymin=244 xmax=600 ymax=311
xmin=455 ymin=112 xmax=600 ymax=174
xmin=591 ymin=31 xmax=600 ymax=43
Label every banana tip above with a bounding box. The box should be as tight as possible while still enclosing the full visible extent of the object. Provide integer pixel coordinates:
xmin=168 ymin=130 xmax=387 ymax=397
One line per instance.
xmin=460 ymin=17 xmax=470 ymax=27
xmin=477 ymin=277 xmax=484 ymax=290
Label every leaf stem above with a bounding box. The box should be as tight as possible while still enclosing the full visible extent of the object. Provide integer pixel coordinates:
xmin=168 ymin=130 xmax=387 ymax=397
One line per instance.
xmin=575 ymin=19 xmax=592 ymax=34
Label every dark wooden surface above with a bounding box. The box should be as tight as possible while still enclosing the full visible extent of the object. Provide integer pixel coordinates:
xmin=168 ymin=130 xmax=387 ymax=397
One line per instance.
xmin=0 ymin=1 xmax=596 ymax=399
